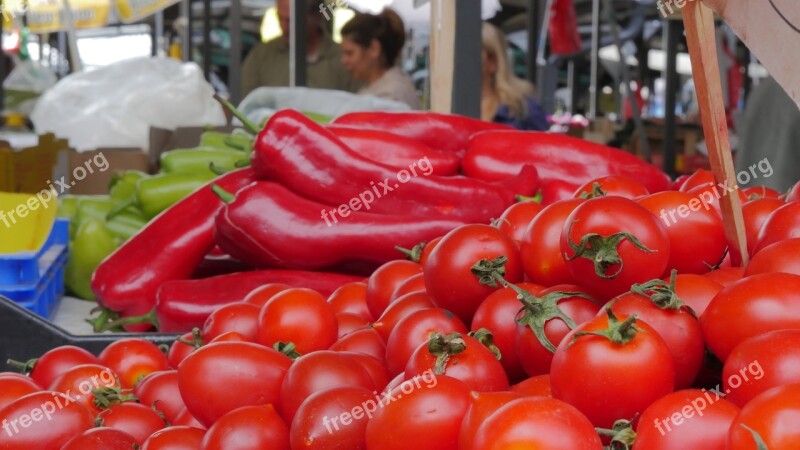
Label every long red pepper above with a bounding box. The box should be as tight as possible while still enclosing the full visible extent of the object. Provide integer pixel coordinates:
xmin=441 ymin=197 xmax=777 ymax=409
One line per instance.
xmin=463 ymin=131 xmax=672 ymax=193
xmin=214 ymin=181 xmax=464 ymax=270
xmin=332 ymin=111 xmax=512 ymax=158
xmin=327 ymin=125 xmax=460 ymax=176
xmin=252 ymin=109 xmax=540 ymax=224
xmin=91 ymin=168 xmax=258 ymax=324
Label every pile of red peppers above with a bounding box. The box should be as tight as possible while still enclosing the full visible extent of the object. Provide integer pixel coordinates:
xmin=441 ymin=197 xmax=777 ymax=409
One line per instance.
xmin=90 ymin=109 xmax=669 ymax=333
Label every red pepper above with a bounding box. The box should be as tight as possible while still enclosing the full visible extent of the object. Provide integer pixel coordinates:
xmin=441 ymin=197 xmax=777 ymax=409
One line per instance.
xmin=332 ymin=111 xmax=512 ymax=158
xmin=326 ymin=125 xmax=460 ymax=176
xmin=463 ymin=131 xmax=672 ymax=193
xmin=214 ymin=181 xmax=464 ymax=270
xmin=252 ymin=109 xmax=539 ymax=224
xmin=91 ymin=168 xmax=258 ymax=327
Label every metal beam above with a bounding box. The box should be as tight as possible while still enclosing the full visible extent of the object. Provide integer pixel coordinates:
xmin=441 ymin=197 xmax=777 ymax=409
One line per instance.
xmin=663 ymin=19 xmax=680 ymax=177
xmin=588 ymin=0 xmax=600 ymax=118
xmin=290 ymin=0 xmax=307 ymax=87
xmin=229 ymin=0 xmax=242 ymax=102
xmin=451 ymin=0 xmax=481 ymax=118
xmin=202 ymin=0 xmax=212 ymax=79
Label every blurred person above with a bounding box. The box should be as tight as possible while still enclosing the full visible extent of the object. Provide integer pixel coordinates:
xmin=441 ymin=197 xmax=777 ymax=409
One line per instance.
xmin=481 ymin=23 xmax=548 ymax=131
xmin=340 ymin=8 xmax=420 ymax=109
xmin=241 ymin=0 xmax=360 ymax=97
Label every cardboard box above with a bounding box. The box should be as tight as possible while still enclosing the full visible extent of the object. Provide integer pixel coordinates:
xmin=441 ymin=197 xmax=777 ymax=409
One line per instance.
xmin=67 ymin=148 xmax=149 ymax=195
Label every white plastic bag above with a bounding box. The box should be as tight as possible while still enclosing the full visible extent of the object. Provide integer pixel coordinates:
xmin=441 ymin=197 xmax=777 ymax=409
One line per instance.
xmin=31 ymin=57 xmax=226 ymax=151
xmin=3 ymin=60 xmax=58 ymax=114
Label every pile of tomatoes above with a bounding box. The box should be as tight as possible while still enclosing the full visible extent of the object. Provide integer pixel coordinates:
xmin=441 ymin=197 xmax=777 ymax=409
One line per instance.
xmin=2 ymin=171 xmax=800 ymax=449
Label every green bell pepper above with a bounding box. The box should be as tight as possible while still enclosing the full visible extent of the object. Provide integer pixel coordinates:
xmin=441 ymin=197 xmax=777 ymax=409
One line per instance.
xmin=105 ymin=209 xmax=147 ymax=241
xmin=109 ymin=170 xmax=148 ymax=204
xmin=64 ymin=218 xmax=119 ymax=300
xmin=136 ymin=172 xmax=216 ymax=219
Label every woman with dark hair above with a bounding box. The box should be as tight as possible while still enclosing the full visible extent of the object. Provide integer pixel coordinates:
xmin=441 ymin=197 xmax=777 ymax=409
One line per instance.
xmin=340 ymin=8 xmax=420 ymax=109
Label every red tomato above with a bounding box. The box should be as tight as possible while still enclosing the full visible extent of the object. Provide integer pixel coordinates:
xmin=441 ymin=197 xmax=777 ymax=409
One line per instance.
xmin=366 ymin=260 xmax=423 ymax=318
xmin=48 ymin=363 xmax=119 ymax=414
xmin=424 ymin=224 xmax=523 ymax=324
xmin=471 ymin=283 xmax=546 ymax=383
xmin=511 ymin=374 xmax=552 ymax=397
xmin=516 ymin=285 xmax=602 ymax=377
xmin=97 ymin=402 xmax=166 ymax=445
xmin=200 ymin=404 xmax=289 ymax=450
xmin=364 ymin=375 xmax=471 ymax=450
xmin=551 ymin=311 xmax=675 ymax=428
xmin=61 ymin=427 xmax=139 ymax=450
xmin=741 ymin=185 xmax=782 ymax=200
xmin=372 ymin=291 xmax=434 ymax=342
xmin=634 ymin=389 xmax=739 ymax=450
xmin=0 ymin=391 xmax=95 ymax=449
xmin=99 ymin=339 xmax=170 ymax=389
xmin=540 ymin=179 xmax=581 ymax=205
xmin=256 ymin=288 xmax=338 ymax=354
xmin=726 ymin=383 xmax=800 ymax=448
xmin=701 ymin=273 xmax=800 ymax=361
xmin=201 ymin=302 xmax=260 ymax=341
xmin=458 ymin=391 xmax=524 ymax=450
xmin=327 ymin=281 xmax=371 ymax=320
xmin=745 ymin=238 xmax=800 ymax=276
xmin=134 ymin=370 xmax=185 ymax=423
xmin=279 ymin=351 xmax=375 ymax=423
xmin=336 ymin=312 xmax=370 ymax=338
xmin=243 ymin=283 xmax=291 ymax=307
xmin=208 ymin=331 xmax=248 ymax=343
xmin=172 ymin=407 xmax=205 ymax=429
xmin=638 ymin=191 xmax=727 ymax=274
xmin=686 ymin=182 xmax=748 ymax=219
xmin=679 ymin=169 xmax=715 ymax=192
xmin=703 ymin=267 xmax=744 ymax=287
xmin=167 ymin=330 xmax=203 ymax=369
xmin=330 ymin=327 xmax=386 ymax=361
xmin=26 ymin=346 xmax=98 ymax=388
xmin=177 ymin=342 xmax=292 ymax=427
xmin=384 ymin=308 xmax=468 ymax=375
xmin=671 ymin=174 xmax=690 ymax=190
xmin=289 ymin=386 xmax=374 ymax=450
xmin=418 ymin=237 xmax=442 ymax=266
xmin=671 ymin=273 xmax=723 ymax=317
xmin=722 ymin=330 xmax=798 ymax=407
xmin=742 ymin=198 xmax=785 ymax=256
xmin=753 ymin=201 xmax=800 ymax=253
xmin=471 ymin=397 xmax=603 ymax=450
xmin=787 ymin=181 xmax=800 ymax=202
xmin=339 ymin=352 xmax=391 ymax=393
xmin=389 ymin=273 xmax=426 ymax=302
xmin=0 ymin=374 xmax=41 ymax=412
xmin=519 ymin=199 xmax=583 ymax=286
xmin=141 ymin=426 xmax=205 ymax=450
xmin=404 ymin=332 xmax=508 ymax=392
xmin=561 ymin=197 xmax=670 ymax=300
xmin=573 ymin=175 xmax=650 ymax=199
xmin=494 ymin=200 xmax=544 ymax=243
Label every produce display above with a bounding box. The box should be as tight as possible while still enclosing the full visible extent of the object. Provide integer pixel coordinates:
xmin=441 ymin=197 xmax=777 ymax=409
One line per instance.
xmin=3 ymin=108 xmax=800 ymax=449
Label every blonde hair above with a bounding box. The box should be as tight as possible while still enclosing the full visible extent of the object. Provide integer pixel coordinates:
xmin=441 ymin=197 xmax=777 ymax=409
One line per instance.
xmin=482 ymin=23 xmax=535 ymax=119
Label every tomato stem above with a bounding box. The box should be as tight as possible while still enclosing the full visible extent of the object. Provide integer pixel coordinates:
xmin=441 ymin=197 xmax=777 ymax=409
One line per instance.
xmin=176 ymin=328 xmax=205 ymax=349
xmin=580 ymin=182 xmax=607 ymax=199
xmin=594 ymin=418 xmax=636 ymax=449
xmin=5 ymin=358 xmax=37 ymax=375
xmin=274 ymin=342 xmax=302 ymax=360
xmin=628 ymin=270 xmax=698 ymax=318
xmin=470 ymin=256 xmax=509 ymax=288
xmin=564 ymin=223 xmax=655 ymax=279
xmin=427 ymin=332 xmax=467 ymax=375
xmin=468 ymin=328 xmax=502 ymax=361
xmin=92 ymin=385 xmax=138 ymax=410
xmin=395 ymin=242 xmax=426 ymax=263
xmin=571 ymin=309 xmax=640 ymax=346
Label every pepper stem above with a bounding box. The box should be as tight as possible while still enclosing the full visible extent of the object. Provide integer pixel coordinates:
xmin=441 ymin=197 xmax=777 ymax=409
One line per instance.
xmin=213 ymin=93 xmax=260 ymax=134
xmin=90 ymin=309 xmax=159 ymax=333
xmin=426 ymin=332 xmax=467 ymax=375
xmin=211 ymin=184 xmax=236 ymax=204
xmin=85 ymin=306 xmax=123 ymax=332
xmin=564 ymin=222 xmax=655 ymax=279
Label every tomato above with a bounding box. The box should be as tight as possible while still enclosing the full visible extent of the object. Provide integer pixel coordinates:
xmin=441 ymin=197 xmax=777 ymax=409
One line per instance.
xmin=366 ymin=260 xmax=423 ymax=319
xmin=166 ymin=330 xmax=203 ymax=369
xmin=327 ymin=281 xmax=371 ymax=320
xmin=516 ymin=285 xmax=601 ymax=377
xmin=603 ymin=285 xmax=705 ymax=389
xmin=172 ymin=407 xmax=205 ymax=429
xmin=471 ymin=283 xmax=546 ymax=383
xmin=574 ymin=175 xmax=650 ymax=199
xmin=26 ymin=345 xmax=98 ymax=388
xmin=519 ymin=198 xmax=583 ymax=287
xmin=99 ymin=339 xmax=170 ymax=389
xmin=134 ymin=370 xmax=185 ymax=423
xmin=0 ymin=374 xmax=41 ymax=412
xmin=177 ymin=342 xmax=292 ymax=427
xmin=550 ymin=311 xmax=675 ymax=428
xmin=200 ymin=404 xmax=289 ymax=450
xmin=703 ymin=267 xmax=744 ymax=287
xmin=48 ymin=363 xmax=119 ymax=413
xmin=638 ymin=191 xmax=727 ymax=274
xmin=670 ymin=274 xmax=723 ymax=317
xmin=561 ymin=197 xmax=670 ymax=300
xmin=742 ymin=198 xmax=785 ymax=256
xmin=494 ymin=200 xmax=544 ymax=243
xmin=389 ymin=273 xmax=426 ymax=302
xmin=364 ymin=375 xmax=471 ymax=450
xmin=290 ymin=386 xmax=373 ymax=450
xmin=208 ymin=331 xmax=248 ymax=343
xmin=753 ymin=201 xmax=800 ymax=253
xmin=243 ymin=283 xmax=291 ymax=307
xmin=0 ymin=391 xmax=95 ymax=449
xmin=338 ymin=352 xmax=391 ymax=393
xmin=679 ymin=169 xmax=715 ymax=192
xmin=384 ymin=308 xmax=468 ymax=375
xmin=372 ymin=291 xmax=434 ymax=341
xmin=330 ymin=327 xmax=386 ymax=361
xmin=97 ymin=402 xmax=166 ymax=445
xmin=741 ymin=185 xmax=782 ymax=200
xmin=458 ymin=391 xmax=524 ymax=450
xmin=541 ymin=179 xmax=580 ymax=205
xmin=634 ymin=389 xmax=739 ymax=450
xmin=60 ymin=427 xmax=139 ymax=450
xmin=141 ymin=426 xmax=205 ymax=450
xmin=787 ymin=181 xmax=800 ymax=202
xmin=471 ymin=397 xmax=603 ymax=450
xmin=404 ymin=331 xmax=508 ymax=392
xmin=745 ymin=238 xmax=800 ymax=276
xmin=701 ymin=273 xmax=800 ymax=361
xmin=279 ymin=351 xmax=375 ymax=423
xmin=511 ymin=374 xmax=552 ymax=397
xmin=685 ymin=182 xmax=748 ymax=219
xmin=726 ymin=383 xmax=800 ymax=449
xmin=201 ymin=302 xmax=260 ymax=341
xmin=671 ymin=174 xmax=690 ymax=190
xmin=424 ymin=224 xmax=523 ymax=324
xmin=256 ymin=288 xmax=338 ymax=354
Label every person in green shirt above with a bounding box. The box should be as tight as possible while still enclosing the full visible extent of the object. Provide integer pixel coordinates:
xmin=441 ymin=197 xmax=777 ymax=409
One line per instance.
xmin=241 ymin=0 xmax=361 ymax=97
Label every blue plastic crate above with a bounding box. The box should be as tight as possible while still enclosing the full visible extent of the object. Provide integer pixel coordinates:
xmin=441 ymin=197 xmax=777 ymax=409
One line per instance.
xmin=0 ymin=219 xmax=69 ymax=319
